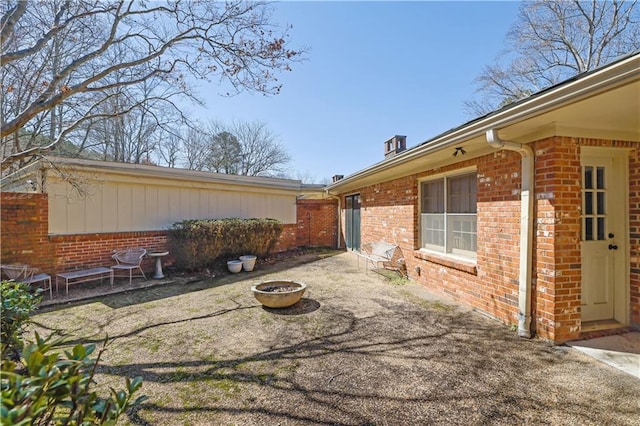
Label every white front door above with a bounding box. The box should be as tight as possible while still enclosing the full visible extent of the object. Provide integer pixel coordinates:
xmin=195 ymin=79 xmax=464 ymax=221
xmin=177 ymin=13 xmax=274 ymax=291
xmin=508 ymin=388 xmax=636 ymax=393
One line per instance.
xmin=580 ymin=148 xmax=628 ymax=323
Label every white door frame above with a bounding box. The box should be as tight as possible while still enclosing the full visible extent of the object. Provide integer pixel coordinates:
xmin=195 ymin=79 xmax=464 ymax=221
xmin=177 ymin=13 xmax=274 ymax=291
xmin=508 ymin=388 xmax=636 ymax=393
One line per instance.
xmin=580 ymin=146 xmax=630 ymax=326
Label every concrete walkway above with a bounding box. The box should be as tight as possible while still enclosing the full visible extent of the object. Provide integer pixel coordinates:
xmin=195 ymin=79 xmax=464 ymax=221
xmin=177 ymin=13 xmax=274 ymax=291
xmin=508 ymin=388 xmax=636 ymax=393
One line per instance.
xmin=568 ymin=332 xmax=640 ymax=379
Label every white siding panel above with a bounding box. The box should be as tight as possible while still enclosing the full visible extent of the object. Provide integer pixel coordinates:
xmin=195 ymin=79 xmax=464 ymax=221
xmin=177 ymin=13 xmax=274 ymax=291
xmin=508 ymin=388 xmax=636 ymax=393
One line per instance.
xmin=117 ymin=185 xmax=133 ymax=231
xmin=102 ymin=184 xmax=118 ymax=231
xmin=47 ymin=172 xmax=301 ymax=234
xmin=157 ymin=187 xmax=170 ymax=228
xmin=48 ymin=180 xmax=69 ymax=234
xmin=145 ymin=186 xmax=160 ymax=230
xmin=84 ymin=183 xmax=103 ymax=232
xmin=179 ymin=188 xmax=191 ymax=219
xmin=131 ymin=186 xmax=146 ymax=230
xmin=66 ymin=184 xmax=86 ymax=234
xmin=169 ymin=187 xmax=181 ymax=222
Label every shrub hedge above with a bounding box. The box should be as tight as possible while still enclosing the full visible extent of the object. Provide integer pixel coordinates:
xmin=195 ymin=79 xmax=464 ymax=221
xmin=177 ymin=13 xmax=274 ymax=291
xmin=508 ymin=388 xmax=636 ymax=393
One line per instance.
xmin=168 ymin=218 xmax=283 ymax=270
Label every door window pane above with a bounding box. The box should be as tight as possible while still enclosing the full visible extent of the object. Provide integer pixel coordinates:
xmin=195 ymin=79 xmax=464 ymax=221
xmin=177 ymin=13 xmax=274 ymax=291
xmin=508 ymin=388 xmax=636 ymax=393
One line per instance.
xmin=597 ymin=218 xmax=605 ymax=241
xmin=597 ymin=192 xmax=605 ymax=215
xmin=585 ymin=217 xmax=593 ymax=241
xmin=585 ymin=192 xmax=593 ymax=215
xmin=596 ymin=167 xmax=605 ymax=189
xmin=584 ymin=166 xmax=593 ymax=189
xmin=582 ymin=162 xmax=608 ymax=242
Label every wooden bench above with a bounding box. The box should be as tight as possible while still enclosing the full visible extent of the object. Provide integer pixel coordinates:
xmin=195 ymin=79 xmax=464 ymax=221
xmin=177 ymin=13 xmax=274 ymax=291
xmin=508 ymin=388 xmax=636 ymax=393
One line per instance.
xmin=56 ymin=267 xmax=114 ymax=296
xmin=356 ymin=242 xmax=406 ymax=277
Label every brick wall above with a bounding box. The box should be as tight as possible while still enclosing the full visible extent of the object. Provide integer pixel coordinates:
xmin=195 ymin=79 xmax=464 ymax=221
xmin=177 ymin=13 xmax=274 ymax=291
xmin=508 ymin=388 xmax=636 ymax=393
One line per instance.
xmin=533 ymin=137 xmax=582 ymax=342
xmin=1 ymin=192 xmax=54 ymax=272
xmin=360 ymin=175 xmax=416 ymax=247
xmin=475 ymin=151 xmax=523 ymax=326
xmin=273 ymin=224 xmax=297 ymax=253
xmin=296 ymin=199 xmax=338 ymax=248
xmin=51 ymin=231 xmax=169 ymax=274
xmin=344 ymin=153 xmax=523 ymax=330
xmin=343 ymin=137 xmax=640 ymax=342
xmin=2 ymin=193 xmax=339 ymax=276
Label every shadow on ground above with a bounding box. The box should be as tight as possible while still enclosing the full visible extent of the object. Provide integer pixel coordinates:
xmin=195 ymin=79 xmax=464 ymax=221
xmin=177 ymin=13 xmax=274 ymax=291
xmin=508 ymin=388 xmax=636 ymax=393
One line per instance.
xmin=30 ymin=251 xmax=640 ymax=425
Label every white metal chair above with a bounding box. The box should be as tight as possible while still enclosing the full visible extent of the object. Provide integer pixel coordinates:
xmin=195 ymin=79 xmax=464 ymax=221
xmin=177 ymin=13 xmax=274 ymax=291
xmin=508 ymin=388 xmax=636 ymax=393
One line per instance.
xmin=111 ymin=248 xmax=147 ymax=285
xmin=1 ymin=264 xmax=53 ymax=299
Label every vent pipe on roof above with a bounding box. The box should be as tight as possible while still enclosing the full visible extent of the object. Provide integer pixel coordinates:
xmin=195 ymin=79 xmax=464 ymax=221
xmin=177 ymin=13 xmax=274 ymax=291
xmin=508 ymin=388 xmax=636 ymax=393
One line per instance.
xmin=486 ymin=129 xmax=535 ymax=339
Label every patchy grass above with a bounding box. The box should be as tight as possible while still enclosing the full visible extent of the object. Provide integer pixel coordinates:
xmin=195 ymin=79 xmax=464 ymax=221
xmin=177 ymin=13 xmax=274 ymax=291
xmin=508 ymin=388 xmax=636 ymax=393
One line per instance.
xmin=28 ymin=251 xmax=640 ymax=425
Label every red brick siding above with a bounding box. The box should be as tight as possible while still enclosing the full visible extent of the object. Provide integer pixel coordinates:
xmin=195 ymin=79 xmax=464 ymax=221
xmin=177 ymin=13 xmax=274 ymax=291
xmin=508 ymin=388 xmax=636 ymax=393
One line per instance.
xmin=273 ymin=224 xmax=297 ymax=253
xmin=343 ymin=137 xmax=640 ymax=342
xmin=630 ymin=145 xmax=640 ymax=325
xmin=296 ymin=199 xmax=338 ymax=248
xmin=360 ymin=175 xmax=417 ymax=248
xmin=533 ymin=137 xmax=582 ymax=342
xmin=1 ymin=192 xmax=54 ymax=272
xmin=51 ymin=231 xmax=169 ymax=274
xmin=344 ymin=154 xmax=523 ymax=329
xmin=475 ymin=151 xmax=523 ymax=326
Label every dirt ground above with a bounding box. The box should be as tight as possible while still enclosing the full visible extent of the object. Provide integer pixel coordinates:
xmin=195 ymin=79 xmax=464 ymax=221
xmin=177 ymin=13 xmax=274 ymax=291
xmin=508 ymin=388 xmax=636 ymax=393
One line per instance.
xmin=32 ymin=250 xmax=639 ymax=425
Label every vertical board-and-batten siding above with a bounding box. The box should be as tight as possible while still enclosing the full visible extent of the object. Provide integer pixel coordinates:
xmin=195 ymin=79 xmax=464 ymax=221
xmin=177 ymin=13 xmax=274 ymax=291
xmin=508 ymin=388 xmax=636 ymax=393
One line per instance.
xmin=48 ymin=176 xmax=297 ymax=235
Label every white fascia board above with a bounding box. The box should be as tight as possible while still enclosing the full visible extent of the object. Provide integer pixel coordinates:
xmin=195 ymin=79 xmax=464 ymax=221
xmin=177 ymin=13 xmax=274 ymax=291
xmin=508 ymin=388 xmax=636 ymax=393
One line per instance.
xmin=327 ymin=53 xmax=640 ymax=194
xmin=41 ymin=157 xmax=305 ymax=192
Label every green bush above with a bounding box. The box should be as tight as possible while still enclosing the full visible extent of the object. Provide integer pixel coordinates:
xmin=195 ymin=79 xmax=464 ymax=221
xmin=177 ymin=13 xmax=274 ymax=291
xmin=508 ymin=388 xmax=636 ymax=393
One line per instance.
xmin=168 ymin=218 xmax=283 ymax=270
xmin=1 ymin=280 xmax=42 ymax=361
xmin=1 ymin=333 xmax=147 ymax=425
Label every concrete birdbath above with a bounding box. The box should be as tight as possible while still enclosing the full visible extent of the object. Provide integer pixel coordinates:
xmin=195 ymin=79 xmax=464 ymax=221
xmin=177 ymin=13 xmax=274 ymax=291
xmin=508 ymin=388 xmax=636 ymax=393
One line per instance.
xmin=251 ymin=280 xmax=307 ymax=308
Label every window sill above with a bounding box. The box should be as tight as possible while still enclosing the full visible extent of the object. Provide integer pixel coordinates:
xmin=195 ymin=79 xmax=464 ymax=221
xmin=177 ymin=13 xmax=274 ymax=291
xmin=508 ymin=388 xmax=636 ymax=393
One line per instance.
xmin=413 ymin=249 xmax=478 ymax=275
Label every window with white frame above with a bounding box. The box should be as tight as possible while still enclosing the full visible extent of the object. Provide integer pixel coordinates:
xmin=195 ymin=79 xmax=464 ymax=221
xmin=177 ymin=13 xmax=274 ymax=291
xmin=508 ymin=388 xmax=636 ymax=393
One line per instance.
xmin=420 ymin=172 xmax=477 ymax=258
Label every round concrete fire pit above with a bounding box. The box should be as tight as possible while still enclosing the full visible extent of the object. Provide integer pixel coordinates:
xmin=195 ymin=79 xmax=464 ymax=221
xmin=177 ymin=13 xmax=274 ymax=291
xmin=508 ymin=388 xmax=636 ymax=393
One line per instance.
xmin=251 ymin=280 xmax=307 ymax=308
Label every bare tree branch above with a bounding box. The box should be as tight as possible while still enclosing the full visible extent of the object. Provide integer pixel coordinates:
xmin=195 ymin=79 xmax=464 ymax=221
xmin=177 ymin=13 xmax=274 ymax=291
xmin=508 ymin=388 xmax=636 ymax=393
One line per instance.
xmin=1 ymin=0 xmax=306 ymax=174
xmin=466 ymin=0 xmax=639 ymax=115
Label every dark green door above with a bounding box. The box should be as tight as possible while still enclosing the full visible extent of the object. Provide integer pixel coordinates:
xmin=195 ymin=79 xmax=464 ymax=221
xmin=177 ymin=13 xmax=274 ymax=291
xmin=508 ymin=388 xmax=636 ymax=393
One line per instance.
xmin=345 ymin=194 xmax=361 ymax=251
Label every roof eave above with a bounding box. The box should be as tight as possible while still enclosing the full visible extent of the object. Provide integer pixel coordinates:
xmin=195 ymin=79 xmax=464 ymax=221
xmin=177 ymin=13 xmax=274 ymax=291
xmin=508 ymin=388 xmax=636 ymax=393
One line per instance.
xmin=327 ymin=52 xmax=640 ymax=194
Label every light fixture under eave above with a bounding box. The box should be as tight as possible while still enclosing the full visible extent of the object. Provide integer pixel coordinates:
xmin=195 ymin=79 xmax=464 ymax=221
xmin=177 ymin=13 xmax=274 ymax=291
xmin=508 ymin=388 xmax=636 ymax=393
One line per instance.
xmin=453 ymin=147 xmax=466 ymax=157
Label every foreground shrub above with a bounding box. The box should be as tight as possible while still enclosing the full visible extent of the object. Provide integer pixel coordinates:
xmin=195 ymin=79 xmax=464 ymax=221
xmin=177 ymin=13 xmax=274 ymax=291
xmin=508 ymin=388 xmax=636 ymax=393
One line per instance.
xmin=169 ymin=218 xmax=283 ymax=270
xmin=1 ymin=333 xmax=147 ymax=425
xmin=1 ymin=280 xmax=42 ymax=361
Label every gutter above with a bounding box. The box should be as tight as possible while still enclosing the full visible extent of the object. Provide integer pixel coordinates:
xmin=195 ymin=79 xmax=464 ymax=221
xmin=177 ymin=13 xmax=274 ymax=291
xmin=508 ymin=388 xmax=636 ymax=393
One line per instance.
xmin=486 ymin=129 xmax=534 ymax=338
xmin=327 ymin=52 xmax=639 ymax=194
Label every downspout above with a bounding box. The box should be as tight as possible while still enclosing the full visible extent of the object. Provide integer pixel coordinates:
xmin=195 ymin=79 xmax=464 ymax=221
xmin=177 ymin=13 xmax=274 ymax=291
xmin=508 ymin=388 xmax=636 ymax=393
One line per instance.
xmin=486 ymin=129 xmax=534 ymax=338
xmin=325 ymin=192 xmax=342 ymax=249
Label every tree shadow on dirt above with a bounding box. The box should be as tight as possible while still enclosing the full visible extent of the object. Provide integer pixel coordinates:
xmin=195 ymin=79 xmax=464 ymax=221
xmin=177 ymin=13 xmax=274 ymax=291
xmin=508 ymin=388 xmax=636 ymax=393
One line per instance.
xmin=78 ymin=303 xmax=638 ymax=425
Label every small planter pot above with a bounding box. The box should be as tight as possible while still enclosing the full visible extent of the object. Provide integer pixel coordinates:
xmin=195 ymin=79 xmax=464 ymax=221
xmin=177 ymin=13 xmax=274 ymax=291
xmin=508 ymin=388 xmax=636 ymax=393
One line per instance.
xmin=239 ymin=255 xmax=257 ymax=272
xmin=227 ymin=260 xmax=242 ymax=274
xmin=251 ymin=280 xmax=307 ymax=308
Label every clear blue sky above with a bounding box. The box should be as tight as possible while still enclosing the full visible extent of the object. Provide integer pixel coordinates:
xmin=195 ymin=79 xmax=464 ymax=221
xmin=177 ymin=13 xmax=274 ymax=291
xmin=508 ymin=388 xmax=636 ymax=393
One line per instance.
xmin=185 ymin=1 xmax=521 ymax=183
